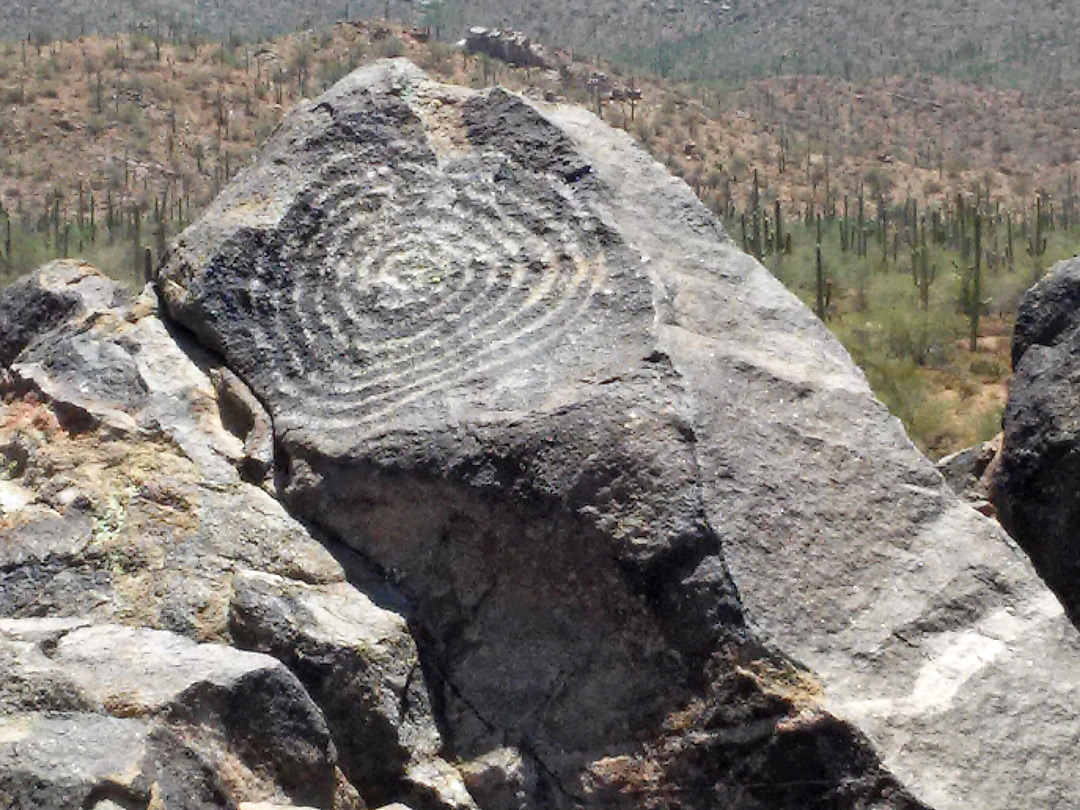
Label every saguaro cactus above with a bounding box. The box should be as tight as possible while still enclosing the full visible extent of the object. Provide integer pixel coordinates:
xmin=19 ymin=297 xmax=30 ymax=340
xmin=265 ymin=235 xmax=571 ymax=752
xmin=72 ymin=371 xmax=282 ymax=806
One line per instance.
xmin=965 ymin=212 xmax=982 ymax=352
xmin=911 ymin=226 xmax=936 ymax=311
xmin=815 ymin=217 xmax=827 ymax=321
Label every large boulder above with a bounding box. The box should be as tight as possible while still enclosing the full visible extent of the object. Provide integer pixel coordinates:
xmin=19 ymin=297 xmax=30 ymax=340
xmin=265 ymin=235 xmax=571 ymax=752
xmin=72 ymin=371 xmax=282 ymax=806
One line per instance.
xmin=154 ymin=59 xmax=1080 ymax=809
xmin=993 ymin=257 xmax=1080 ymax=617
xmin=463 ymin=27 xmax=552 ymax=70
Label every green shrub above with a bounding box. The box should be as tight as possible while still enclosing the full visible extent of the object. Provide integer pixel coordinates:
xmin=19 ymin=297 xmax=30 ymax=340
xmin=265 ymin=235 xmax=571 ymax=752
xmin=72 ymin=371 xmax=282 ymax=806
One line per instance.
xmin=419 ymin=42 xmax=455 ymax=76
xmin=969 ymin=358 xmax=1005 ymax=377
xmin=974 ymin=404 xmax=1004 ymax=441
xmin=876 ymin=306 xmax=960 ymax=367
xmin=376 ymin=36 xmax=404 ymax=59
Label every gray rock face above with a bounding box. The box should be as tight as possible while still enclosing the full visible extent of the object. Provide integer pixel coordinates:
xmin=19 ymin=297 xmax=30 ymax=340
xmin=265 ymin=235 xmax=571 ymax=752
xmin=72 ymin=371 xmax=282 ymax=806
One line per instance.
xmin=935 ymin=434 xmax=1001 ymax=516
xmin=155 ymin=59 xmax=1080 ymax=810
xmin=0 ymin=619 xmax=336 ymax=810
xmin=994 ymin=257 xmax=1080 ymax=617
xmin=51 ymin=624 xmax=336 ymax=785
xmin=229 ymin=570 xmax=473 ymax=809
xmin=0 ymin=260 xmax=123 ymax=368
xmin=0 ymin=263 xmax=457 ymax=809
xmin=463 ymin=27 xmax=552 ymax=70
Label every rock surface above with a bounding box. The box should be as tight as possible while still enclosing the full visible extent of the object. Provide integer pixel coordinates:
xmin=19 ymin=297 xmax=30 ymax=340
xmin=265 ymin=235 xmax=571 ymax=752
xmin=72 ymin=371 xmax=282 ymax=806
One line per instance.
xmin=935 ymin=433 xmax=1001 ymax=516
xmin=462 ymin=27 xmax=552 ymax=70
xmin=0 ymin=261 xmax=460 ymax=808
xmin=146 ymin=58 xmax=1080 ymax=810
xmin=994 ymin=257 xmax=1080 ymax=617
xmin=0 ymin=619 xmax=339 ymax=810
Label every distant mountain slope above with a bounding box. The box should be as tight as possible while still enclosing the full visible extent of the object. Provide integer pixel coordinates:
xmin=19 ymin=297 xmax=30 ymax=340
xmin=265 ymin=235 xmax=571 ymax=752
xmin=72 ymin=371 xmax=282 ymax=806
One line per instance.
xmin=1 ymin=0 xmax=372 ymax=42
xmin=2 ymin=19 xmax=1078 ymax=241
xmin=2 ymin=0 xmax=1076 ymax=89
xmin=445 ymin=0 xmax=1076 ymax=89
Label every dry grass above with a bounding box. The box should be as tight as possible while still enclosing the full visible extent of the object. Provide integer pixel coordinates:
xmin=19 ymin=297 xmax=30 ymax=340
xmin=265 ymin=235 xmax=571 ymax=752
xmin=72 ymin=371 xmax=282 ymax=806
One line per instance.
xmin=3 ymin=22 xmax=1080 ymax=228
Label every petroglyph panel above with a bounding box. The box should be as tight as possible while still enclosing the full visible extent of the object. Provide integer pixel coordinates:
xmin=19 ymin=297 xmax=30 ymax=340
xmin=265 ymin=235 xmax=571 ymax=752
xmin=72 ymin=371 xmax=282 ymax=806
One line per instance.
xmin=168 ymin=72 xmax=654 ymax=445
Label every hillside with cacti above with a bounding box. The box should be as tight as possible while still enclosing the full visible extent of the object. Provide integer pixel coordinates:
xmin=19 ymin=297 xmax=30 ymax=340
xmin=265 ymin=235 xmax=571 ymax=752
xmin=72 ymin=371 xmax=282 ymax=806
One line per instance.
xmin=3 ymin=19 xmax=1080 ymax=456
xmin=450 ymin=0 xmax=1080 ymax=90
xmin=5 ymin=23 xmax=1080 ymax=252
xmin=4 ymin=0 xmax=1080 ymax=91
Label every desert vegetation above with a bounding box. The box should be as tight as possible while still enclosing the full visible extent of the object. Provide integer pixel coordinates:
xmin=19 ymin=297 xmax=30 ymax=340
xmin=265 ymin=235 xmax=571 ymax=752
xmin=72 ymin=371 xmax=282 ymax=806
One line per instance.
xmin=3 ymin=17 xmax=1079 ymax=456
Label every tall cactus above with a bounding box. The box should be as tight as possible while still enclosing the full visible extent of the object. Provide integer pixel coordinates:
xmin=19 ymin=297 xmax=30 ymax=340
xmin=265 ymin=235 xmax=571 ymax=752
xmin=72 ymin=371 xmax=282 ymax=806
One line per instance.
xmin=911 ymin=222 xmax=936 ymax=311
xmin=1028 ymin=194 xmax=1047 ymax=258
xmin=841 ymin=196 xmax=849 ymax=252
xmin=857 ymin=184 xmax=866 ymax=257
xmin=1006 ymin=213 xmax=1014 ymax=269
xmin=815 ymin=217 xmax=827 ymax=321
xmin=965 ymin=212 xmax=982 ymax=352
xmin=750 ymin=169 xmax=762 ymax=261
xmin=1028 ymin=194 xmax=1048 ymax=284
xmin=774 ymin=199 xmax=783 ymax=255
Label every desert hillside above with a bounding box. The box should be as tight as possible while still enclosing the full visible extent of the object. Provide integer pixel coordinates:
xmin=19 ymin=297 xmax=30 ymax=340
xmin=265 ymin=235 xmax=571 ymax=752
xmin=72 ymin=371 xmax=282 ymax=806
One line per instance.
xmin=4 ymin=22 xmax=1080 ymax=239
xmin=3 ymin=0 xmax=1077 ymax=90
xmin=3 ymin=20 xmax=1080 ymax=456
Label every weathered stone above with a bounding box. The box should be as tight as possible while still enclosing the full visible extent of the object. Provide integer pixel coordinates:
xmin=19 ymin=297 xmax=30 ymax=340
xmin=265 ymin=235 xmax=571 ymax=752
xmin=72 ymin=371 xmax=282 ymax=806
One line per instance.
xmin=160 ymin=71 xmax=733 ymax=802
xmin=463 ymin=27 xmax=551 ymax=70
xmin=0 ymin=622 xmax=95 ymax=714
xmin=0 ymin=260 xmax=123 ymax=367
xmin=936 ymin=433 xmax=1000 ymax=516
xmin=157 ymin=59 xmax=1080 ymax=810
xmin=9 ymin=282 xmax=246 ymax=483
xmin=0 ymin=708 xmax=248 ymax=810
xmin=0 ymin=264 xmax=446 ymax=808
xmin=0 ymin=265 xmax=346 ymax=635
xmin=229 ymin=569 xmax=471 ymax=810
xmin=0 ymin=619 xmax=344 ymax=809
xmin=0 ymin=505 xmax=93 ymax=570
xmin=459 ymin=748 xmax=537 ymax=810
xmin=993 ymin=257 xmax=1080 ymax=617
xmin=0 ymin=713 xmax=163 ymax=810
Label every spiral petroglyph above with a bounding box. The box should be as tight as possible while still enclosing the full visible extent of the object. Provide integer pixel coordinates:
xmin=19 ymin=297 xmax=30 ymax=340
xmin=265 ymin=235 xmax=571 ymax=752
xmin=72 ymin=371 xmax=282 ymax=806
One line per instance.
xmin=163 ymin=63 xmax=654 ymax=445
xmin=198 ymin=159 xmax=621 ymax=433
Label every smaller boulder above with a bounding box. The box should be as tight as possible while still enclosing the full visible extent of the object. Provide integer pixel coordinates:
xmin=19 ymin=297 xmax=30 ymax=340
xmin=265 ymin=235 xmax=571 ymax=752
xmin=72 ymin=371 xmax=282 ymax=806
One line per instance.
xmin=463 ymin=27 xmax=551 ymax=69
xmin=230 ymin=571 xmax=472 ymax=809
xmin=993 ymin=257 xmax=1080 ymax=617
xmin=0 ymin=620 xmax=346 ymax=809
xmin=0 ymin=260 xmax=125 ymax=367
xmin=459 ymin=747 xmax=538 ymax=810
xmin=935 ymin=433 xmax=1001 ymax=516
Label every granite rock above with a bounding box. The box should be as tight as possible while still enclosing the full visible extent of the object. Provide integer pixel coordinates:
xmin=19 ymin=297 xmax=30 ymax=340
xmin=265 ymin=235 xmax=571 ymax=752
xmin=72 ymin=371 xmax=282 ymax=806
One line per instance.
xmin=0 ymin=619 xmax=337 ymax=809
